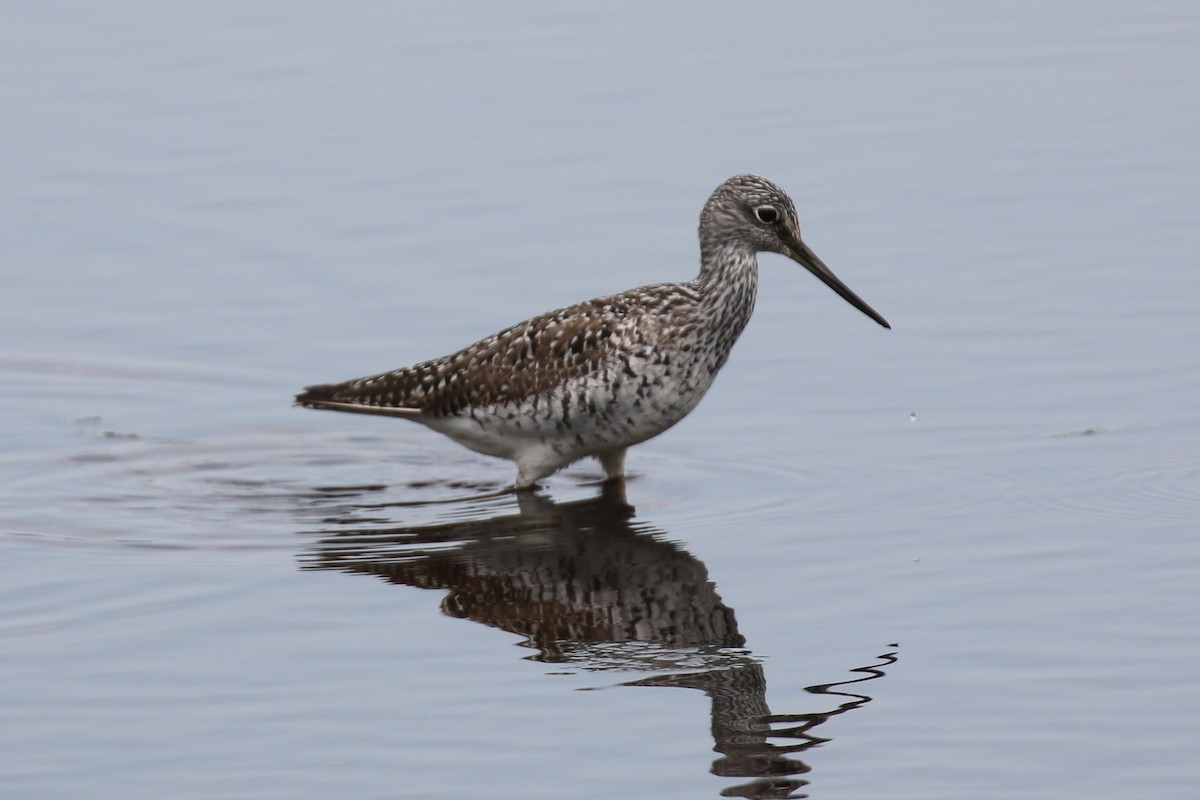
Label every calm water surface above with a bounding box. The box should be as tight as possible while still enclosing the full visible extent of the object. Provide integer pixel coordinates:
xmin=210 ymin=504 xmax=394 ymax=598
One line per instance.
xmin=3 ymin=3 xmax=1198 ymax=798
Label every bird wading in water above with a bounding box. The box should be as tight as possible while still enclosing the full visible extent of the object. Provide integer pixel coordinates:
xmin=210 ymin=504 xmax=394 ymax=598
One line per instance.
xmin=295 ymin=175 xmax=890 ymax=490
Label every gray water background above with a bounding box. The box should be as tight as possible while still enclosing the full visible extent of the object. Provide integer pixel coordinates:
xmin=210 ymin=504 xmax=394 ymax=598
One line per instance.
xmin=2 ymin=2 xmax=1198 ymax=798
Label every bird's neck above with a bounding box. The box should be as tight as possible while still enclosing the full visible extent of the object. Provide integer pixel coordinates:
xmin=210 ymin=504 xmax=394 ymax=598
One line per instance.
xmin=693 ymin=243 xmax=760 ymax=366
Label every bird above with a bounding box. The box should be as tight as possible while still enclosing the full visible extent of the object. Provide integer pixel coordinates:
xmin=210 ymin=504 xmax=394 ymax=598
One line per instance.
xmin=295 ymin=174 xmax=889 ymax=490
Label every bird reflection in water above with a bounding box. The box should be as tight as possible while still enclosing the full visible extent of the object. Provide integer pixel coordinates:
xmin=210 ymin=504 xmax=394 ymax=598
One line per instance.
xmin=299 ymin=484 xmax=897 ymax=799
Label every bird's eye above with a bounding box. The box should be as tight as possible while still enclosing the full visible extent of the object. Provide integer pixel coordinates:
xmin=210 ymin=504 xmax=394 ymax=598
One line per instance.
xmin=754 ymin=205 xmax=779 ymax=224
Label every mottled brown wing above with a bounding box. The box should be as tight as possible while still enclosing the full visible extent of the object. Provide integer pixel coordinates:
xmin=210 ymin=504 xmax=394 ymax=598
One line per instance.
xmin=295 ymin=295 xmax=645 ymax=418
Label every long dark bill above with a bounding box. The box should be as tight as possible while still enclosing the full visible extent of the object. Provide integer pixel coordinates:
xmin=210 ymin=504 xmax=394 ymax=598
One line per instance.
xmin=785 ymin=237 xmax=891 ymax=329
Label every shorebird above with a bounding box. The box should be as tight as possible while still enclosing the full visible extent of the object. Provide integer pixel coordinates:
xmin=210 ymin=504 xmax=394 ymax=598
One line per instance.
xmin=296 ymin=174 xmax=889 ymax=490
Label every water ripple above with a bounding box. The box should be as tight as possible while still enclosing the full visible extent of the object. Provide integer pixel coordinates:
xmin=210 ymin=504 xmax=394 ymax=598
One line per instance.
xmin=0 ymin=424 xmax=520 ymax=551
xmin=1001 ymin=444 xmax=1200 ymax=524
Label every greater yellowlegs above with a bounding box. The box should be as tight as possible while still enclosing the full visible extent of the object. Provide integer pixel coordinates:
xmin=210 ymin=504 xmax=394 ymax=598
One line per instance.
xmin=296 ymin=175 xmax=889 ymax=489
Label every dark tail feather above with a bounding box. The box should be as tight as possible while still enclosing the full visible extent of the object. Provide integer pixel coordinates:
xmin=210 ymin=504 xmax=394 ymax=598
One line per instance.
xmin=294 ymin=383 xmax=422 ymax=418
xmin=294 ymin=383 xmax=340 ymax=407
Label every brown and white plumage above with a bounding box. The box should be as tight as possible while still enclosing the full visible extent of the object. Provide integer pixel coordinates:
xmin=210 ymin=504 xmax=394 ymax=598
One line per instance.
xmin=296 ymin=175 xmax=889 ymax=489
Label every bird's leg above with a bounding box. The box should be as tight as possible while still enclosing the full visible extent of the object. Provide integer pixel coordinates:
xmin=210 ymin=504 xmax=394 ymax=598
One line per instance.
xmin=598 ymin=448 xmax=628 ymax=482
